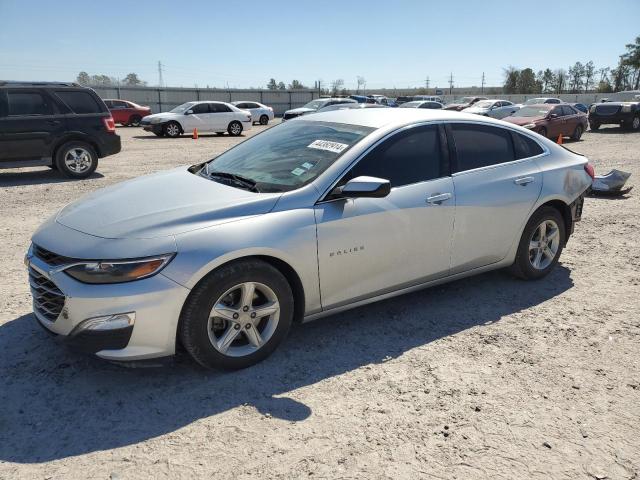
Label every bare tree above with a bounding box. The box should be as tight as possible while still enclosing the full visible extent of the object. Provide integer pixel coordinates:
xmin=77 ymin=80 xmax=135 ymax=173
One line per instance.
xmin=330 ymin=79 xmax=344 ymax=96
xmin=356 ymin=76 xmax=366 ymax=95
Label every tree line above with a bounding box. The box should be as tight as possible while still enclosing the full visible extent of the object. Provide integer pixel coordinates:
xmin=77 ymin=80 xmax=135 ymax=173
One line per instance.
xmin=76 ymin=72 xmax=147 ymax=87
xmin=503 ymin=36 xmax=640 ymax=94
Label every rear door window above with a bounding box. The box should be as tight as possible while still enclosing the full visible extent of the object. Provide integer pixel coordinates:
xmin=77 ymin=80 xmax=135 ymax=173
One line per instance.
xmin=562 ymin=105 xmax=576 ymax=116
xmin=349 ymin=125 xmax=444 ymax=187
xmin=7 ymin=91 xmax=52 ymax=116
xmin=211 ymin=103 xmax=232 ymax=113
xmin=450 ymin=123 xmax=515 ymax=173
xmin=54 ymin=90 xmax=103 ymax=114
xmin=512 ymin=131 xmax=544 ymax=159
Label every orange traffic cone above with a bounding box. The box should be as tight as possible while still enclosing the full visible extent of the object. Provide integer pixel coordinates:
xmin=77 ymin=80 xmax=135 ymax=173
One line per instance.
xmin=556 ymin=134 xmax=563 ymax=145
xmin=192 ymin=128 xmax=198 ymax=140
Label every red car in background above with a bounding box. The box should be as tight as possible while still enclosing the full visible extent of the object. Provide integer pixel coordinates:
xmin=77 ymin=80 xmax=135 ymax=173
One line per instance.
xmin=502 ymin=104 xmax=588 ymax=141
xmin=103 ymin=99 xmax=151 ymax=126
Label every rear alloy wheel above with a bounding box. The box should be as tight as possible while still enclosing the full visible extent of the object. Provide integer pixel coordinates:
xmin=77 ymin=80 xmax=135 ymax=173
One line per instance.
xmin=509 ymin=206 xmax=565 ymax=280
xmin=628 ymin=116 xmax=640 ymax=131
xmin=164 ymin=121 xmax=181 ymax=138
xmin=590 ymin=122 xmax=600 ymax=131
xmin=129 ymin=115 xmax=142 ymax=127
xmin=227 ymin=121 xmax=243 ymax=136
xmin=572 ymin=125 xmax=583 ymax=141
xmin=55 ymin=141 xmax=98 ymax=179
xmin=259 ymin=115 xmax=269 ymax=125
xmin=179 ymin=259 xmax=294 ymax=370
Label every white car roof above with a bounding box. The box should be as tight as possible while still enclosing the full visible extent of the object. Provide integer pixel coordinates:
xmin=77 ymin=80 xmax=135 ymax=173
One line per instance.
xmin=301 ymin=107 xmax=510 ymax=129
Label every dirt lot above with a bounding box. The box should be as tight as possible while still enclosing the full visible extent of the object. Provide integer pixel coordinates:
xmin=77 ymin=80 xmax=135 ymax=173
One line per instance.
xmin=0 ymin=123 xmax=638 ymax=480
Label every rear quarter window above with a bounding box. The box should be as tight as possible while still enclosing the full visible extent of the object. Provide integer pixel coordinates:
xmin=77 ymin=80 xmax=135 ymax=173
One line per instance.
xmin=512 ymin=131 xmax=544 ymax=159
xmin=55 ymin=90 xmax=104 ymax=114
xmin=7 ymin=91 xmax=52 ymax=116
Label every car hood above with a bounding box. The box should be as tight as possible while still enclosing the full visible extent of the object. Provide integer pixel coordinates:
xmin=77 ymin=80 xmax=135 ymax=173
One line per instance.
xmin=462 ymin=106 xmax=488 ymax=113
xmin=285 ymin=107 xmax=315 ymax=115
xmin=142 ymin=112 xmax=181 ymax=122
xmin=502 ymin=115 xmax=545 ymax=126
xmin=56 ymin=167 xmax=282 ymax=239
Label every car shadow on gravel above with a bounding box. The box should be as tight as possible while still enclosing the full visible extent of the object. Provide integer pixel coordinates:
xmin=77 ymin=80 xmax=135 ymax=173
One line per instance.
xmin=0 ymin=265 xmax=574 ymax=463
xmin=0 ymin=170 xmax=104 ymax=187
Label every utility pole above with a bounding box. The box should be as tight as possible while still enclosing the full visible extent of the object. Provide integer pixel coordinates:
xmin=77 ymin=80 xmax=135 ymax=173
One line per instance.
xmin=481 ymin=72 xmax=485 ymax=94
xmin=157 ymin=61 xmax=164 ymax=87
xmin=448 ymin=72 xmax=454 ymax=94
xmin=425 ymin=76 xmax=430 ymax=91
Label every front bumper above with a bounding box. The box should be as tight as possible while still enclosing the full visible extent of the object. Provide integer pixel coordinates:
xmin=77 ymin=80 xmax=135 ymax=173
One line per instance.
xmin=588 ymin=111 xmax=635 ymax=125
xmin=27 ymin=251 xmax=191 ymax=361
xmin=141 ymin=122 xmax=163 ymax=134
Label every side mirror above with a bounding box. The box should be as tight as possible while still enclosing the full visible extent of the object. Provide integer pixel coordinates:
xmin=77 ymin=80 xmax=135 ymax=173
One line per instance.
xmin=331 ymin=176 xmax=391 ymax=199
xmin=549 ymin=113 xmax=558 ymax=119
xmin=185 ymin=110 xmax=193 ymax=115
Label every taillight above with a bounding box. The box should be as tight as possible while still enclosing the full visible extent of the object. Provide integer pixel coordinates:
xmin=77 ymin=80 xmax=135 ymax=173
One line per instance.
xmin=103 ymin=116 xmax=116 ymax=133
xmin=584 ymin=163 xmax=595 ymax=180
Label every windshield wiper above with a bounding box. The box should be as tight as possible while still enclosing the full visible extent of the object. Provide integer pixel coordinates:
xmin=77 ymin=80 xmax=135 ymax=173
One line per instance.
xmin=205 ymin=170 xmax=260 ymax=193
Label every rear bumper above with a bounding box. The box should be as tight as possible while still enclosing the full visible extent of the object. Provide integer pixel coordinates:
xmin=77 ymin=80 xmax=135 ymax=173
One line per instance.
xmin=97 ymin=133 xmax=121 ymax=157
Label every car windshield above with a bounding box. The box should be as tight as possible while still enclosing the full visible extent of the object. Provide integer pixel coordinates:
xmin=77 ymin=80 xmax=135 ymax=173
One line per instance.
xmin=170 ymin=102 xmax=196 ymax=113
xmin=302 ymin=100 xmax=327 ymax=110
xmin=399 ymin=101 xmax=422 ymax=108
xmin=512 ymin=106 xmax=551 ymax=117
xmin=473 ymin=100 xmax=494 ymax=108
xmin=524 ymin=98 xmax=547 ymax=105
xmin=201 ymin=120 xmax=374 ymax=193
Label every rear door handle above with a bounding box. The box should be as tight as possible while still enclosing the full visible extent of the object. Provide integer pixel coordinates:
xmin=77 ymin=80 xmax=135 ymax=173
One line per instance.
xmin=426 ymin=192 xmax=452 ymax=204
xmin=514 ymin=176 xmax=535 ymax=186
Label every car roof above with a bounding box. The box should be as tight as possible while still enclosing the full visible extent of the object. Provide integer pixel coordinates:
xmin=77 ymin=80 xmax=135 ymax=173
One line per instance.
xmin=301 ymin=107 xmax=512 ymax=129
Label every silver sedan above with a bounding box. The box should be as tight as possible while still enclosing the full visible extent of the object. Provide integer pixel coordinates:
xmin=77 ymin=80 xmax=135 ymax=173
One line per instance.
xmin=27 ymin=109 xmax=593 ymax=369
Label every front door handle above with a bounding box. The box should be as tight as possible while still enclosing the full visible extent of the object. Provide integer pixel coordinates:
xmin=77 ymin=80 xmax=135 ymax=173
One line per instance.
xmin=426 ymin=192 xmax=452 ymax=204
xmin=514 ymin=176 xmax=535 ymax=186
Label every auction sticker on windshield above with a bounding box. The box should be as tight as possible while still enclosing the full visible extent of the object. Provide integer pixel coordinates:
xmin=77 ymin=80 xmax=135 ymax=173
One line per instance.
xmin=307 ymin=139 xmax=349 ymax=154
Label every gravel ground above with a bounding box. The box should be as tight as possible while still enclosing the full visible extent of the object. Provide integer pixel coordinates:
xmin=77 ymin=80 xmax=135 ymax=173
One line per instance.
xmin=0 ymin=123 xmax=638 ymax=480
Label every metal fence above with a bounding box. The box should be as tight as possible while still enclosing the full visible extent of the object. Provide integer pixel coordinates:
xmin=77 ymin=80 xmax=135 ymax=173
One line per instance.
xmin=90 ymin=86 xmax=320 ymax=115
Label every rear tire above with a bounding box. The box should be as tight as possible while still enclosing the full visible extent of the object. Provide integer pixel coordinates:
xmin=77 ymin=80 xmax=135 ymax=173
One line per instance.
xmin=509 ymin=206 xmax=565 ymax=280
xmin=154 ymin=132 xmax=164 ymax=137
xmin=537 ymin=127 xmax=547 ymax=138
xmin=259 ymin=115 xmax=269 ymax=125
xmin=571 ymin=125 xmax=583 ymax=141
xmin=179 ymin=259 xmax=294 ymax=370
xmin=55 ymin=141 xmax=98 ymax=179
xmin=590 ymin=122 xmax=600 ymax=131
xmin=227 ymin=121 xmax=243 ymax=136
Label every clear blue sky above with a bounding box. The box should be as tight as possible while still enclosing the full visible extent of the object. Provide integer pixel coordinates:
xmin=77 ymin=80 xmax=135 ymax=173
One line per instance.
xmin=1 ymin=0 xmax=638 ymax=90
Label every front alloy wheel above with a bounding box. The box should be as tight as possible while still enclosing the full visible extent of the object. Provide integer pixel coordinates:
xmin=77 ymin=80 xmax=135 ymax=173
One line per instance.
xmin=228 ymin=121 xmax=243 ymax=136
xmin=179 ymin=259 xmax=294 ymax=369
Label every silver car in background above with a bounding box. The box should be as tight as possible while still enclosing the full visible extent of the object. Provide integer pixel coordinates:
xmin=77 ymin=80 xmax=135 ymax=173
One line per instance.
xmin=463 ymin=99 xmax=520 ymax=119
xmin=26 ymin=109 xmax=593 ymax=369
xmin=231 ymin=101 xmax=274 ymax=125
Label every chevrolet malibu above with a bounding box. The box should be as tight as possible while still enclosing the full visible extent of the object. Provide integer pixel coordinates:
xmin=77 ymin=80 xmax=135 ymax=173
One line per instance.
xmin=26 ymin=109 xmax=593 ymax=370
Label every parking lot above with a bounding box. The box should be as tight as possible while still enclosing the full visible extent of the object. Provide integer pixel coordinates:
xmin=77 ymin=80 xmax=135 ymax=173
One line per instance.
xmin=0 ymin=124 xmax=638 ymax=479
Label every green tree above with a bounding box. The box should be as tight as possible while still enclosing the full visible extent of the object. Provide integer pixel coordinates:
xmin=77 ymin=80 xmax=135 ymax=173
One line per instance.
xmin=517 ymin=68 xmax=537 ymax=93
xmin=76 ymin=71 xmax=91 ymax=85
xmin=503 ymin=66 xmax=519 ymax=94
xmin=552 ymin=69 xmax=567 ymax=93
xmin=568 ymin=62 xmax=585 ymax=92
xmin=621 ymin=36 xmax=640 ymax=89
xmin=267 ymin=78 xmax=277 ymax=90
xmin=277 ymin=81 xmax=286 ymax=90
xmin=288 ymin=80 xmax=307 ymax=89
xmin=123 ymin=73 xmax=144 ymax=86
xmin=584 ymin=61 xmax=596 ymax=92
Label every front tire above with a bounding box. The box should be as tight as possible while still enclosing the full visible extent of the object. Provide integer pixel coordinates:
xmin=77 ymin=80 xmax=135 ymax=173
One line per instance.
xmin=129 ymin=115 xmax=142 ymax=127
xmin=259 ymin=115 xmax=269 ymax=125
xmin=179 ymin=259 xmax=294 ymax=370
xmin=55 ymin=141 xmax=98 ymax=179
xmin=164 ymin=121 xmax=181 ymax=138
xmin=227 ymin=121 xmax=243 ymax=136
xmin=509 ymin=206 xmax=565 ymax=280
xmin=626 ymin=116 xmax=640 ymax=131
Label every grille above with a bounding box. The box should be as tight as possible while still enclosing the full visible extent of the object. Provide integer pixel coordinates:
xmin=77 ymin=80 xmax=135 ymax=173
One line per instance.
xmin=33 ymin=244 xmax=76 ymax=266
xmin=29 ymin=267 xmax=65 ymax=322
xmin=595 ymin=104 xmax=620 ymax=116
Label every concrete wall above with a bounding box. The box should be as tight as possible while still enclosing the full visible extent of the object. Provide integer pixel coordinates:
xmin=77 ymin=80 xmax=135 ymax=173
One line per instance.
xmin=91 ymin=86 xmax=320 ymax=115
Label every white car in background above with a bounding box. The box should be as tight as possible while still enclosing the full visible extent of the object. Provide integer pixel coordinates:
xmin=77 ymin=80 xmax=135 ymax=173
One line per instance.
xmin=231 ymin=101 xmax=275 ymax=125
xmin=462 ymin=99 xmax=519 ymax=119
xmin=140 ymin=101 xmax=252 ymax=137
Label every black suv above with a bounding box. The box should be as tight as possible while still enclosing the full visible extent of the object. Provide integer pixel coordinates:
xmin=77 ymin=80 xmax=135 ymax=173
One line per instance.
xmin=0 ymin=81 xmax=121 ymax=178
xmin=588 ymin=101 xmax=640 ymax=131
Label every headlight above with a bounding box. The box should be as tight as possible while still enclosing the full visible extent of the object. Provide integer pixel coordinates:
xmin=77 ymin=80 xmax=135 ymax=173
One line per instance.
xmin=621 ymin=105 xmax=631 ymax=112
xmin=151 ymin=117 xmax=164 ymax=124
xmin=64 ymin=254 xmax=174 ymax=284
xmin=523 ymin=123 xmax=536 ymax=129
xmin=589 ymin=105 xmax=596 ymax=113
